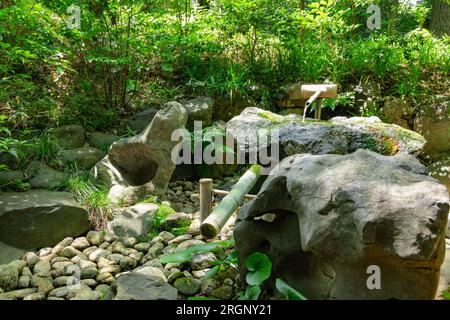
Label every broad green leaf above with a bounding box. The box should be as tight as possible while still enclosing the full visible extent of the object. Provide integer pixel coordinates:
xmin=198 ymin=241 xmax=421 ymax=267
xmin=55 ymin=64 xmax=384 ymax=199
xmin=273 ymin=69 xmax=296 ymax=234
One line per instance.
xmin=275 ymin=278 xmax=307 ymax=300
xmin=159 ymin=239 xmax=235 ymax=264
xmin=245 ymin=252 xmax=272 ymax=286
xmin=244 ymin=285 xmax=261 ymax=300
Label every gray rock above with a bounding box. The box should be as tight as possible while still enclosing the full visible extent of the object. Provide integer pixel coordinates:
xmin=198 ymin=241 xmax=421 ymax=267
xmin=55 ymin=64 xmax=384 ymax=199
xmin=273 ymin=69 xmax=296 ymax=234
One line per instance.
xmin=0 ymin=241 xmax=27 ymax=265
xmin=0 ymin=263 xmax=19 ymax=291
xmin=7 ymin=288 xmax=37 ymax=299
xmin=114 ymin=273 xmax=178 ymax=300
xmin=60 ymin=246 xmax=84 ymax=259
xmin=95 ymin=284 xmax=114 ymax=300
xmin=382 ymin=97 xmax=415 ymax=129
xmin=92 ymin=102 xmax=188 ymax=205
xmin=23 ymin=292 xmax=45 ymax=300
xmin=86 ymin=231 xmax=105 ymax=247
xmin=165 ymin=212 xmax=191 ymax=229
xmin=71 ymin=237 xmax=90 ymax=251
xmin=173 ymin=277 xmax=200 ymax=296
xmin=0 ymin=191 xmax=90 ymax=250
xmin=81 ymin=279 xmax=97 ymax=288
xmin=234 ymin=149 xmax=449 ymax=300
xmin=182 ymin=96 xmax=214 ymax=129
xmin=33 ymin=261 xmax=51 ymax=274
xmin=26 ymin=161 xmax=66 ymax=189
xmin=51 ymin=237 xmax=74 ymax=255
xmin=146 ymin=242 xmax=164 ymax=259
xmin=108 ymin=203 xmax=159 ymax=238
xmin=96 ymin=272 xmax=115 ymax=285
xmin=31 ymin=274 xmax=54 ymax=295
xmin=0 ymin=170 xmax=25 ymax=186
xmin=23 ymin=252 xmax=40 ymax=269
xmin=414 ymin=95 xmax=449 ymax=158
xmin=211 ymin=285 xmax=234 ymax=300
xmin=49 ymin=125 xmax=86 ymax=149
xmin=168 ymin=234 xmax=192 ymax=245
xmin=227 ymin=107 xmax=426 ymax=162
xmin=190 ymin=252 xmax=216 ymax=270
xmin=57 ymin=147 xmax=105 ymax=170
xmin=71 ymin=289 xmax=103 ymax=300
xmin=134 ymin=266 xmax=167 ymax=282
xmin=134 ymin=242 xmax=151 ymax=253
xmin=53 ymin=276 xmax=70 ymax=288
xmin=38 ymin=248 xmax=52 ymax=257
xmin=119 ymin=108 xmax=159 ymax=135
xmin=18 ymin=275 xmax=31 ymax=288
xmin=88 ymin=132 xmax=120 ymax=151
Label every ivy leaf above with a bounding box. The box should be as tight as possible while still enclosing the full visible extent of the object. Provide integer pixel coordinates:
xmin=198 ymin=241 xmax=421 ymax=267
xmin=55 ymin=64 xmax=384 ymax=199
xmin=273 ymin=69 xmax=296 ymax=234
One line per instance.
xmin=275 ymin=278 xmax=307 ymax=300
xmin=245 ymin=252 xmax=272 ymax=286
xmin=244 ymin=285 xmax=261 ymax=300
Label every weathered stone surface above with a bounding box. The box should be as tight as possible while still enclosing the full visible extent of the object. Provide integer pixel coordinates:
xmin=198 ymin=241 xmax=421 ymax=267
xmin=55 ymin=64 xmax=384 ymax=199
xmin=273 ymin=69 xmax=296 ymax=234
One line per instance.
xmin=57 ymin=147 xmax=105 ymax=170
xmin=382 ymin=97 xmax=415 ymax=129
xmin=49 ymin=125 xmax=86 ymax=150
xmin=26 ymin=161 xmax=66 ymax=189
xmin=107 ymin=203 xmax=159 ymax=238
xmin=0 ymin=241 xmax=26 ymax=265
xmin=134 ymin=266 xmax=167 ymax=282
xmin=88 ymin=132 xmax=120 ymax=151
xmin=0 ymin=171 xmax=25 ymax=186
xmin=0 ymin=191 xmax=90 ymax=250
xmin=182 ymin=96 xmax=214 ymax=129
xmin=118 ymin=108 xmax=159 ymax=135
xmin=0 ymin=262 xmax=20 ymax=291
xmin=234 ymin=149 xmax=449 ymax=300
xmin=86 ymin=231 xmax=105 ymax=247
xmin=114 ymin=273 xmax=178 ymax=300
xmin=227 ymin=107 xmax=426 ymax=161
xmin=173 ymin=277 xmax=200 ymax=296
xmin=414 ymin=95 xmax=450 ymax=158
xmin=93 ymin=102 xmax=188 ymax=205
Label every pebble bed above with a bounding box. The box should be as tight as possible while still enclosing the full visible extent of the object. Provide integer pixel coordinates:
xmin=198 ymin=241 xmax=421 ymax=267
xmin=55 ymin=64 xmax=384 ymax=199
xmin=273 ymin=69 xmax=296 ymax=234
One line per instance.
xmin=0 ymin=179 xmax=241 ymax=300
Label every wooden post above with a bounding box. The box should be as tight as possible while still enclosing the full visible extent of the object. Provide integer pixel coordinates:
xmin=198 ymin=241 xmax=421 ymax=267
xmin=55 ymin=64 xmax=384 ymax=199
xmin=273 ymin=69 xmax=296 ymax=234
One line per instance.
xmin=200 ymin=165 xmax=262 ymax=239
xmin=199 ymin=178 xmax=213 ymax=222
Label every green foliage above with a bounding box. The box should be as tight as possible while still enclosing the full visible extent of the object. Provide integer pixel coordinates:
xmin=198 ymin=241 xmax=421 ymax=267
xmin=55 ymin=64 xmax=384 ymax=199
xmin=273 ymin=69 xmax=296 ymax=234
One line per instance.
xmin=66 ymin=171 xmax=112 ymax=230
xmin=159 ymin=239 xmax=235 ymax=264
xmin=245 ymin=252 xmax=272 ymax=286
xmin=239 ymin=251 xmax=307 ymax=300
xmin=275 ymin=278 xmax=308 ymax=300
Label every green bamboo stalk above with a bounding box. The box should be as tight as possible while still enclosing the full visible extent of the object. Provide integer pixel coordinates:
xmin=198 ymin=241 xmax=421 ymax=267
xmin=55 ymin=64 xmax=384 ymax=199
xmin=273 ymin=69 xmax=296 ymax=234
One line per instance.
xmin=200 ymin=164 xmax=262 ymax=239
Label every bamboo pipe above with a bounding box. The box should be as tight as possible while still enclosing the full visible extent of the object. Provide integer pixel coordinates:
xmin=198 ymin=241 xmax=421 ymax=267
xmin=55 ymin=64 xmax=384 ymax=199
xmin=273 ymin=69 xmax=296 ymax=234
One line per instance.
xmin=200 ymin=165 xmax=262 ymax=238
xmin=199 ymin=178 xmax=213 ymax=222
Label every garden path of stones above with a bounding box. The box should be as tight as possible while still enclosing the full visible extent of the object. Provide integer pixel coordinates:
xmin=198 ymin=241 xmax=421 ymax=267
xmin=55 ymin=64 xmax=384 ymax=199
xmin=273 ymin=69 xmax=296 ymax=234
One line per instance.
xmin=0 ymin=180 xmax=240 ymax=300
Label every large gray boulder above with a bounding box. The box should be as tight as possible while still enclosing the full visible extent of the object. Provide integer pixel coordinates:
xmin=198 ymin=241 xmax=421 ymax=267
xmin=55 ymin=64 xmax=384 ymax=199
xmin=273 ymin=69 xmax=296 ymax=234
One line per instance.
xmin=88 ymin=132 xmax=120 ymax=151
xmin=92 ymin=102 xmax=188 ymax=205
xmin=118 ymin=108 xmax=159 ymax=135
xmin=182 ymin=96 xmax=214 ymax=129
xmin=114 ymin=273 xmax=178 ymax=300
xmin=0 ymin=191 xmax=90 ymax=251
xmin=414 ymin=95 xmax=450 ymax=160
xmin=26 ymin=161 xmax=66 ymax=189
xmin=227 ymin=107 xmax=426 ymax=161
xmin=107 ymin=203 xmax=160 ymax=238
xmin=57 ymin=147 xmax=105 ymax=170
xmin=49 ymin=125 xmax=86 ymax=150
xmin=234 ymin=149 xmax=449 ymax=300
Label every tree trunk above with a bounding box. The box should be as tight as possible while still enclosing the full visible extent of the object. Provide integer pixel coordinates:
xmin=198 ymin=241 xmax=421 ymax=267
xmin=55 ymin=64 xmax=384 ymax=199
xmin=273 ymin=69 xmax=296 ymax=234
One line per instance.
xmin=430 ymin=0 xmax=450 ymax=36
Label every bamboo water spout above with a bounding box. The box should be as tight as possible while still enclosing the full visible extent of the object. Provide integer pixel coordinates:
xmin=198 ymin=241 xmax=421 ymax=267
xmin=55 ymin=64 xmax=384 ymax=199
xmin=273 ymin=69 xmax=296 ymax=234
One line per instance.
xmin=200 ymin=165 xmax=262 ymax=238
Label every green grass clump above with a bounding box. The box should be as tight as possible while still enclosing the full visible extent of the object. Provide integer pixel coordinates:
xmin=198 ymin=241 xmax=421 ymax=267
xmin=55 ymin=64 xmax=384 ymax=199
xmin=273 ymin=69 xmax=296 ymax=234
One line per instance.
xmin=66 ymin=172 xmax=112 ymax=230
